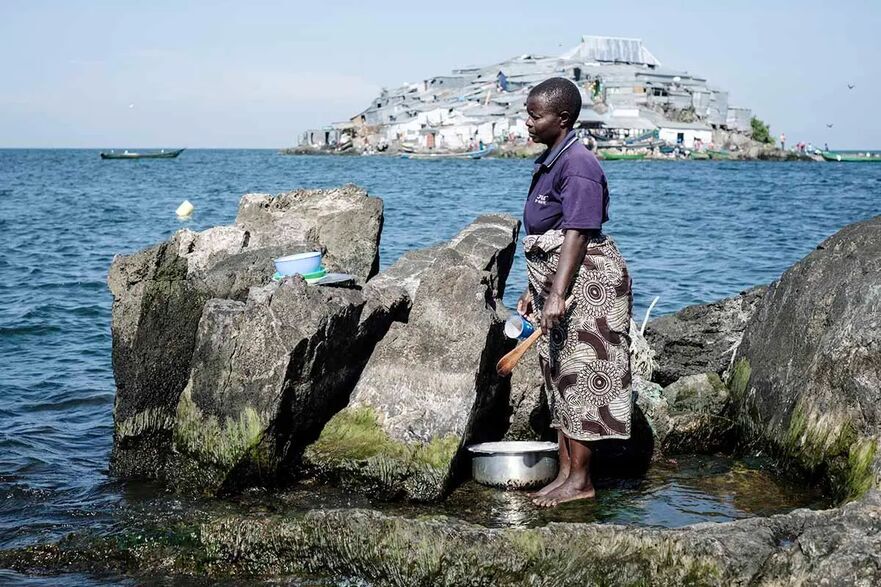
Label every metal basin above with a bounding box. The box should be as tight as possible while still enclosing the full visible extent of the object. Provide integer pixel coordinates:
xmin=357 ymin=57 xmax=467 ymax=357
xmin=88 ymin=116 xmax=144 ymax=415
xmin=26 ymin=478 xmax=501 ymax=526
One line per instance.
xmin=467 ymin=441 xmax=558 ymax=489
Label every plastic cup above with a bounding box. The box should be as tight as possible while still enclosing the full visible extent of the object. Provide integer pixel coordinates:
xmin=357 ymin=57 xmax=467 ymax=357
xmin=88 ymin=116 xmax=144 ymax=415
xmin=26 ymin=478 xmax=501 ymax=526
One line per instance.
xmin=505 ymin=314 xmax=536 ymax=340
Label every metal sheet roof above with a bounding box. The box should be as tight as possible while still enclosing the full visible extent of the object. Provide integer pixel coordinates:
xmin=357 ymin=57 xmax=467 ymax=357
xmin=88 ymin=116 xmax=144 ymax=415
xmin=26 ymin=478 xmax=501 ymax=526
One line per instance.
xmin=561 ymin=36 xmax=662 ymax=67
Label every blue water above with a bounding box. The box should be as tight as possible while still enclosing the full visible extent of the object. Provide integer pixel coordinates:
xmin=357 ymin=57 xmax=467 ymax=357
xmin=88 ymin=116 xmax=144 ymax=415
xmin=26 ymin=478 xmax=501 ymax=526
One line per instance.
xmin=0 ymin=150 xmax=879 ymax=580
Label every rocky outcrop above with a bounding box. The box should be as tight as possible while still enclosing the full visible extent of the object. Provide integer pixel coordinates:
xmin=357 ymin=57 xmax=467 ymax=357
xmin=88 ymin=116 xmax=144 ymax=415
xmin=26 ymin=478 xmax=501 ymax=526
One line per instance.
xmin=304 ymin=213 xmax=520 ymax=500
xmin=644 ymin=286 xmax=767 ymax=386
xmin=6 ymin=491 xmax=881 ymax=585
xmin=732 ymin=216 xmax=881 ymax=499
xmin=108 ymin=186 xmax=384 ymax=482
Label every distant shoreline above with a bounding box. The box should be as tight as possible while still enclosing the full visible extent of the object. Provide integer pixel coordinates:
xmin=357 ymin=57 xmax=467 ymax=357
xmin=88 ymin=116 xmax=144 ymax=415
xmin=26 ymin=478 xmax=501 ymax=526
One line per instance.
xmin=279 ymin=145 xmax=826 ymax=162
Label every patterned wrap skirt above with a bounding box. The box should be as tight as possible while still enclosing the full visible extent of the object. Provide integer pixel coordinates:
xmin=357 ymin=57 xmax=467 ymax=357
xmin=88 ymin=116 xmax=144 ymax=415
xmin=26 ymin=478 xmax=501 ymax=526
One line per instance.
xmin=524 ymin=230 xmax=633 ymax=441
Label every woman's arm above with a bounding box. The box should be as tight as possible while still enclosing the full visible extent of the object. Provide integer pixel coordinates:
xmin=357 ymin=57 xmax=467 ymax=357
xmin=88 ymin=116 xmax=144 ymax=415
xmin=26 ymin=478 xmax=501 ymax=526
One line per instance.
xmin=540 ymin=229 xmax=589 ymax=334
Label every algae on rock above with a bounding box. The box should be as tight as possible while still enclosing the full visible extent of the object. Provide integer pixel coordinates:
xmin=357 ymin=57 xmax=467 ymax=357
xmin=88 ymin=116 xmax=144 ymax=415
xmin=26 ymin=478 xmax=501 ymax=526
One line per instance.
xmin=732 ymin=215 xmax=881 ymax=500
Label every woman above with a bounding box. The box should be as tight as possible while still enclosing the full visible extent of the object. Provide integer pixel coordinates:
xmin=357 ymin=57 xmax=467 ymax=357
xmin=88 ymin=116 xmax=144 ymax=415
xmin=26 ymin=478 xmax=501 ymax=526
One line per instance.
xmin=518 ymin=78 xmax=633 ymax=507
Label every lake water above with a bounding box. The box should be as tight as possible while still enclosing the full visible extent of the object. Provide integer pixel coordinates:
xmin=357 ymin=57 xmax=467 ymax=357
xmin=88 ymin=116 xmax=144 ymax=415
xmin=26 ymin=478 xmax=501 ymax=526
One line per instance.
xmin=1 ymin=150 xmax=879 ymax=583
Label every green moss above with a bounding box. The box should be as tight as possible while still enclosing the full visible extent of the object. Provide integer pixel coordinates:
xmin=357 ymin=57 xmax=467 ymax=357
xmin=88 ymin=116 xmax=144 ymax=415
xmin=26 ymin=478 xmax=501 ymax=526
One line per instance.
xmin=707 ymin=372 xmax=726 ymax=393
xmin=173 ymin=384 xmax=268 ymax=469
xmin=507 ymin=529 xmax=545 ymax=558
xmin=308 ymin=406 xmax=459 ymax=470
xmin=785 ymin=401 xmax=852 ymax=470
xmin=727 ymin=359 xmax=751 ymax=398
xmin=845 ymin=438 xmax=877 ymax=499
xmin=782 ymin=399 xmax=880 ymax=500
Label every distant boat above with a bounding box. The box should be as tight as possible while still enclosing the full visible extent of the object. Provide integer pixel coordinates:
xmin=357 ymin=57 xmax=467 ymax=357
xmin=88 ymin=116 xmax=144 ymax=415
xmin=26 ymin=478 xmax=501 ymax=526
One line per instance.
xmin=400 ymin=144 xmax=495 ymax=160
xmin=689 ymin=151 xmax=710 ymax=160
xmin=100 ymin=148 xmax=185 ymax=160
xmin=598 ymin=150 xmax=646 ymax=161
xmin=821 ymin=151 xmax=881 ymax=163
xmin=707 ymin=150 xmax=731 ymax=160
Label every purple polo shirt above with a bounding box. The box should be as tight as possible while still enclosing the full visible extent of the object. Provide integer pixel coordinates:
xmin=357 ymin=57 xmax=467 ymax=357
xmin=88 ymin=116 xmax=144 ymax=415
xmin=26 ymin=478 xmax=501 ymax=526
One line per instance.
xmin=523 ymin=130 xmax=609 ymax=235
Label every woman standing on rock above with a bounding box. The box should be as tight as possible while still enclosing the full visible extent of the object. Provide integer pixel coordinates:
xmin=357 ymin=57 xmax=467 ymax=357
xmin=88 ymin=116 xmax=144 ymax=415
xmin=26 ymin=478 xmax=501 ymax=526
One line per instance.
xmin=517 ymin=78 xmax=633 ymax=507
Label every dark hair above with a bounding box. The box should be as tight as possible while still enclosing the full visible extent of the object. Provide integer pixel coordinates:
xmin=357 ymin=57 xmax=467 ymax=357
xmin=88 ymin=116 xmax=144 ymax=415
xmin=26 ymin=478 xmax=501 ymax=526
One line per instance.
xmin=528 ymin=77 xmax=582 ymax=128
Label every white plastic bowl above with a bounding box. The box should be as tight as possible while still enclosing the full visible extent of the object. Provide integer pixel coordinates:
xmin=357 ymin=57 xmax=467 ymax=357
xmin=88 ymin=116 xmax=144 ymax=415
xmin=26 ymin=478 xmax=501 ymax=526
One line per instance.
xmin=274 ymin=251 xmax=322 ymax=276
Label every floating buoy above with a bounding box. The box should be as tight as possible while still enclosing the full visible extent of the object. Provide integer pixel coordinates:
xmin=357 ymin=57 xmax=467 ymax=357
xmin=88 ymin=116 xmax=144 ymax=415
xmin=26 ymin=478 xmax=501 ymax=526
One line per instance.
xmin=176 ymin=200 xmax=194 ymax=218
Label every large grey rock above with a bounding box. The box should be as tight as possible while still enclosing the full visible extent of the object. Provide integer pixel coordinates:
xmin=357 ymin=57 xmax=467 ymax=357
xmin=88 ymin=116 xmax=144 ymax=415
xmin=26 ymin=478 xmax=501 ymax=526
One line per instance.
xmin=367 ymin=214 xmax=520 ymax=303
xmin=732 ymin=216 xmax=881 ymax=499
xmin=236 ymin=184 xmax=383 ymax=281
xmin=305 ymin=247 xmax=515 ymax=500
xmin=107 ymin=240 xmax=209 ymax=479
xmin=169 ymin=277 xmax=399 ymax=494
xmin=108 ymin=186 xmax=384 ymax=481
xmin=644 ymin=285 xmax=767 ymax=386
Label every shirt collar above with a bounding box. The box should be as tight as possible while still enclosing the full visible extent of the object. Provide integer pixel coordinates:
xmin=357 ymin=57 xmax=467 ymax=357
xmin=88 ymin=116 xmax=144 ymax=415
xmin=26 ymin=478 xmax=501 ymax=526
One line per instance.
xmin=533 ymin=129 xmax=579 ymax=173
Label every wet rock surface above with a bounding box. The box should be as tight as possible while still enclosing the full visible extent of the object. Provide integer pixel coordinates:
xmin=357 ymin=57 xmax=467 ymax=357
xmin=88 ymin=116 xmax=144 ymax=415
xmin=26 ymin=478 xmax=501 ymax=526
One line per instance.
xmin=630 ymin=372 xmax=732 ymax=457
xmin=733 ymin=215 xmax=881 ymax=499
xmin=644 ymin=285 xmax=767 ymax=386
xmin=0 ymin=490 xmax=874 ymax=586
xmin=108 ymin=186 xmax=384 ymax=482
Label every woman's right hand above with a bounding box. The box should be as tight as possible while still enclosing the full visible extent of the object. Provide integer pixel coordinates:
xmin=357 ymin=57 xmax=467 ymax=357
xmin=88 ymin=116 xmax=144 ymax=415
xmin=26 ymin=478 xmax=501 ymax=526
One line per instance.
xmin=517 ymin=288 xmax=533 ymax=318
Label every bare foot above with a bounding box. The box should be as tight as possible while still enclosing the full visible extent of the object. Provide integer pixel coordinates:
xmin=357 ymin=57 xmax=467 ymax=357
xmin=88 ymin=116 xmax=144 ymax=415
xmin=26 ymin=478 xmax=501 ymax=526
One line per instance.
xmin=528 ymin=468 xmax=569 ymax=498
xmin=533 ymin=476 xmax=596 ymax=508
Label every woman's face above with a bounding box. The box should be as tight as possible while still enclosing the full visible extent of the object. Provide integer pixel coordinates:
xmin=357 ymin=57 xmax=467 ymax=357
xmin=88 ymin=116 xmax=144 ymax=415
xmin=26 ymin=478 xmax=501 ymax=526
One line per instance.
xmin=526 ymin=94 xmax=566 ymax=146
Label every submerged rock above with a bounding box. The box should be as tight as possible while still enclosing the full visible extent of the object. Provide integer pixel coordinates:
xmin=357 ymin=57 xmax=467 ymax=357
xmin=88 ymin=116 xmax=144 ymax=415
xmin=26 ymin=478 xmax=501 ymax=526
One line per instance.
xmin=108 ymin=186 xmax=384 ymax=482
xmin=5 ymin=491 xmax=880 ymax=585
xmin=733 ymin=215 xmax=881 ymax=499
xmin=644 ymin=285 xmax=767 ymax=386
xmin=305 ymin=222 xmax=519 ymax=500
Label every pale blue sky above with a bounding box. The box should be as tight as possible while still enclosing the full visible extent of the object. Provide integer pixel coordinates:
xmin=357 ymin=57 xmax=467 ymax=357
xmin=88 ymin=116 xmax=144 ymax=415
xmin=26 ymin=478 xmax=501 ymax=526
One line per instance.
xmin=1 ymin=0 xmax=877 ymax=148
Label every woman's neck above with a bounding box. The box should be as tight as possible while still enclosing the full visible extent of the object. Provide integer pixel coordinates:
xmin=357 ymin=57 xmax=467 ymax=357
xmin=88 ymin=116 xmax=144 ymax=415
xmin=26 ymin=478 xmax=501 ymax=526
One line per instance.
xmin=546 ymin=129 xmax=571 ymax=151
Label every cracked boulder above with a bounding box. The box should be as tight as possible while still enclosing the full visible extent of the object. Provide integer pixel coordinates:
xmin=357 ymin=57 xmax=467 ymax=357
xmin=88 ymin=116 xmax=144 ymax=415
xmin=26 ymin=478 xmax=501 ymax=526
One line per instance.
xmin=304 ymin=245 xmax=516 ymax=501
xmin=366 ymin=213 xmax=520 ymax=308
xmin=107 ymin=185 xmax=383 ymax=481
xmin=169 ymin=277 xmax=398 ymax=494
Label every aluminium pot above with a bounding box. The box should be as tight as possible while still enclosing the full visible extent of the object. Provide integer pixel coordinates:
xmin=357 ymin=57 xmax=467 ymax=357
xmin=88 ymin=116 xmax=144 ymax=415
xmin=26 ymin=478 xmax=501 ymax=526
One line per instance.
xmin=467 ymin=441 xmax=558 ymax=489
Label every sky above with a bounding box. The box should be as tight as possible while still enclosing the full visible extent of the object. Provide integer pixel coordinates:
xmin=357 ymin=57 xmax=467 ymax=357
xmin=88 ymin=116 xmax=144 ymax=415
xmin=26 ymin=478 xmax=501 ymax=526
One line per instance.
xmin=0 ymin=0 xmax=878 ymax=148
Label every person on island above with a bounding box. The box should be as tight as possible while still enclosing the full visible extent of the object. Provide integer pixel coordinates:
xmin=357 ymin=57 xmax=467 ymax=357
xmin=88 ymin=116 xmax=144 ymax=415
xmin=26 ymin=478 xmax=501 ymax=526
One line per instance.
xmin=517 ymin=78 xmax=633 ymax=508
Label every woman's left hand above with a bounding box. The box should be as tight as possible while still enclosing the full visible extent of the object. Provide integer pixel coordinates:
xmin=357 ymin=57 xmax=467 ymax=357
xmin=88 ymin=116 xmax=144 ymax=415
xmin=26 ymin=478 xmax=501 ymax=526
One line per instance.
xmin=541 ymin=291 xmax=566 ymax=334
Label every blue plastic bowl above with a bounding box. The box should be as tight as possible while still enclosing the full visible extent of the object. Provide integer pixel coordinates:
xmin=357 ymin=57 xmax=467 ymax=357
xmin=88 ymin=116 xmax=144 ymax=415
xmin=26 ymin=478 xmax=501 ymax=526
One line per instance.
xmin=274 ymin=251 xmax=322 ymax=276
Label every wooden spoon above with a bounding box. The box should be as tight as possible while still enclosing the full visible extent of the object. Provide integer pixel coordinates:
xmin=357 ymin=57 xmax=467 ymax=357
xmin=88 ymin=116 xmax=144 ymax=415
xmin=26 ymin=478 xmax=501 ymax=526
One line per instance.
xmin=496 ymin=296 xmax=573 ymax=377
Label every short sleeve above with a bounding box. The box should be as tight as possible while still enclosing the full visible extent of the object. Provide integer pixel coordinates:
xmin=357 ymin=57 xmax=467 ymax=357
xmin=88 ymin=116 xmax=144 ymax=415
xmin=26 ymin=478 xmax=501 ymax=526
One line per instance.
xmin=559 ymin=175 xmax=605 ymax=230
